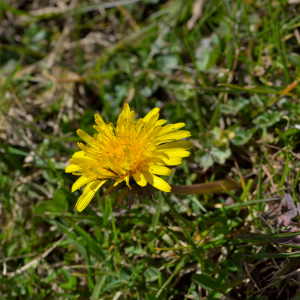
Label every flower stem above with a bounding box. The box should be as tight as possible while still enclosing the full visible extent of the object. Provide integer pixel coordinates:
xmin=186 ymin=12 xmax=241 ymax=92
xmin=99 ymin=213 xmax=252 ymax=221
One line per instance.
xmin=170 ymin=179 xmax=240 ymax=195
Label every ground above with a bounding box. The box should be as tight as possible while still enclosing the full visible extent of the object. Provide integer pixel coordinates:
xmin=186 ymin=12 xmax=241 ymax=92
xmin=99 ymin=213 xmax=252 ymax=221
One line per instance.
xmin=1 ymin=0 xmax=300 ymax=299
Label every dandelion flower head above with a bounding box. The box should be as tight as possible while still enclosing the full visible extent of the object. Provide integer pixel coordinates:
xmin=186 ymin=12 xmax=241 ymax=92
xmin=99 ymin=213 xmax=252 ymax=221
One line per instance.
xmin=66 ymin=104 xmax=193 ymax=212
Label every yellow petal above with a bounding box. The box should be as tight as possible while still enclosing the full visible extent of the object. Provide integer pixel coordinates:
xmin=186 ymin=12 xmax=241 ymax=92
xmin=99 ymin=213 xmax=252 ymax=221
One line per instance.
xmin=156 ymin=141 xmax=194 ymax=151
xmin=143 ymin=108 xmax=160 ymax=123
xmin=124 ymin=175 xmax=131 ymax=188
xmin=149 ymin=126 xmax=162 ymax=137
xmin=90 ymin=167 xmax=116 ymax=178
xmin=154 ymin=149 xmax=190 ymax=158
xmin=66 ymin=164 xmax=80 ymax=173
xmin=129 ymin=110 xmax=135 ymax=125
xmin=173 ymin=123 xmax=186 ymax=129
xmin=72 ymin=151 xmax=92 ymax=159
xmin=145 ymin=156 xmax=182 ymax=166
xmin=153 ymin=130 xmax=191 ymax=146
xmin=77 ymin=129 xmax=93 ymax=144
xmin=154 ymin=131 xmax=191 ymax=144
xmin=75 ymin=180 xmax=106 ymax=212
xmin=133 ymin=170 xmax=147 ymax=186
xmin=117 ymin=113 xmax=125 ymax=131
xmin=140 ymin=171 xmax=171 ymax=192
xmin=156 ymin=124 xmax=173 ymax=136
xmin=146 ymin=164 xmax=172 ymax=176
xmin=107 ymin=156 xmax=124 ymax=174
xmin=94 ymin=114 xmax=112 ymax=134
xmin=69 ymin=158 xmax=95 ymax=166
xmin=122 ymin=103 xmax=130 ymax=119
xmin=72 ymin=176 xmax=94 ymax=192
xmin=145 ymin=113 xmax=159 ymax=129
xmin=155 ymin=119 xmax=167 ymax=127
xmin=157 ymin=123 xmax=185 ymax=136
xmin=135 ymin=118 xmax=144 ymax=134
xmin=94 ymin=114 xmax=105 ymax=123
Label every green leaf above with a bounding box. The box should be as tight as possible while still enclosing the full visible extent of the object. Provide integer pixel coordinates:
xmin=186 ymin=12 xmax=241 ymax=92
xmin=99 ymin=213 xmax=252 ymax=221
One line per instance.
xmin=156 ymin=55 xmax=178 ymax=73
xmin=210 ymin=101 xmax=220 ymax=129
xmin=207 ymin=291 xmax=223 ymax=300
xmin=196 ymin=48 xmax=211 ymax=70
xmin=275 ymin=128 xmax=288 ymax=142
xmin=199 ymin=134 xmax=213 ymax=148
xmin=60 ymin=276 xmax=77 ymax=290
xmin=207 ymin=291 xmax=224 ymax=300
xmin=216 ymin=269 xmax=228 ymax=292
xmin=219 ymin=83 xmax=286 ymax=95
xmin=252 ymin=110 xmax=283 ymax=128
xmin=0 ymin=2 xmax=30 ymax=16
xmin=284 ymin=128 xmax=299 ymax=137
xmin=34 ymin=201 xmax=61 ymax=214
xmin=7 ymin=147 xmax=28 ymax=156
xmin=232 ymin=127 xmax=256 ymax=146
xmin=91 ymin=275 xmax=107 ymax=299
xmin=69 ymin=221 xmax=105 ymax=262
xmin=192 ymin=274 xmax=217 ymax=291
xmin=220 ymin=98 xmax=250 ymax=115
xmin=248 ymin=251 xmax=300 ymax=258
xmin=219 ymin=260 xmax=237 ymax=272
xmin=144 ymin=268 xmax=160 ymax=283
xmin=50 ymin=220 xmax=87 ymax=258
xmin=146 ymin=293 xmax=159 ymax=300
xmin=53 ymin=188 xmax=68 ymax=212
xmin=195 ymin=151 xmax=214 ymax=168
xmin=210 ymin=147 xmax=231 ymax=164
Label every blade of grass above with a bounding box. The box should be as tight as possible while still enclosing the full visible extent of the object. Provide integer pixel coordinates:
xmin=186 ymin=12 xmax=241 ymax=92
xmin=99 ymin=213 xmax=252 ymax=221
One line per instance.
xmin=194 ymin=197 xmax=282 ymax=225
xmin=152 ymin=170 xmax=175 ymax=233
xmin=280 ymin=153 xmax=290 ymax=189
xmin=240 ymin=179 xmax=253 ymax=202
xmin=163 ymin=194 xmax=203 ymax=265
xmin=109 ymin=197 xmax=119 ymax=243
xmin=68 ymin=220 xmax=105 ymax=262
xmin=275 ymin=128 xmax=288 ymax=143
xmin=218 ymin=83 xmax=293 ymax=95
xmin=183 ymin=26 xmax=207 ymax=85
xmin=257 ymin=160 xmax=264 ymax=211
xmin=86 ymin=245 xmax=95 ymax=291
xmin=91 ymin=275 xmax=107 ymax=299
xmin=0 ymin=3 xmax=29 ymax=15
xmin=156 ymin=255 xmax=188 ymax=298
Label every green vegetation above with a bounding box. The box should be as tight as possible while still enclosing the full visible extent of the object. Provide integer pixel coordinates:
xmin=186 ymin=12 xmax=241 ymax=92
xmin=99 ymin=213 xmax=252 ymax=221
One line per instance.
xmin=1 ymin=0 xmax=300 ymax=299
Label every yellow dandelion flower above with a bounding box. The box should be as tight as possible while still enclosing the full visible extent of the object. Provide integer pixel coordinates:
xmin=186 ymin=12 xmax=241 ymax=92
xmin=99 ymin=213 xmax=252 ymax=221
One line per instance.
xmin=66 ymin=104 xmax=193 ymax=212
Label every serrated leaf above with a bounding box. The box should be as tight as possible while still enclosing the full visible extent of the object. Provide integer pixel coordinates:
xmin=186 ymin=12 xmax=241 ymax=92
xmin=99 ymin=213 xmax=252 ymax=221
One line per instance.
xmin=232 ymin=127 xmax=256 ymax=146
xmin=210 ymin=147 xmax=231 ymax=164
xmin=196 ymin=152 xmax=214 ymax=168
xmin=252 ymin=110 xmax=283 ymax=128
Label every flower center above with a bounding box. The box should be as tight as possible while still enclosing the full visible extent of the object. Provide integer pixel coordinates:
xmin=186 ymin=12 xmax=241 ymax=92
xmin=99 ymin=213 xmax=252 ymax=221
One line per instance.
xmin=97 ymin=129 xmax=152 ymax=177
